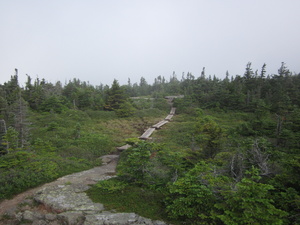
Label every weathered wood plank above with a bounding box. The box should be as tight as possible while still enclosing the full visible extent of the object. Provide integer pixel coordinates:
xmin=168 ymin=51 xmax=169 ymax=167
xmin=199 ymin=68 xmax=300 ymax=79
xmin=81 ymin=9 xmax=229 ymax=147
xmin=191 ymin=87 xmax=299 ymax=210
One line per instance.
xmin=170 ymin=107 xmax=176 ymax=115
xmin=165 ymin=95 xmax=184 ymax=100
xmin=139 ymin=127 xmax=156 ymax=140
xmin=152 ymin=120 xmax=169 ymax=129
xmin=165 ymin=114 xmax=173 ymax=121
xmin=116 ymin=144 xmax=132 ymax=151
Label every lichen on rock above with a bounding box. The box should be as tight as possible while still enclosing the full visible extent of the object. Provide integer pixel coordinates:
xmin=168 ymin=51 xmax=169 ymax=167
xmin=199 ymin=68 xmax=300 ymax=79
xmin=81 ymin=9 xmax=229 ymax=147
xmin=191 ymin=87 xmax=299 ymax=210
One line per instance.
xmin=84 ymin=212 xmax=167 ymax=225
xmin=34 ymin=184 xmax=104 ymax=213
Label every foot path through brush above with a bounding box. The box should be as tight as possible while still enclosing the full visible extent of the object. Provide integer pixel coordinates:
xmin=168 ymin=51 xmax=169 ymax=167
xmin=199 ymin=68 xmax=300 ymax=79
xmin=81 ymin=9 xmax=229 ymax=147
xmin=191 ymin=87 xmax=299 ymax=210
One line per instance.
xmin=0 ymin=98 xmax=180 ymax=224
xmin=0 ymin=155 xmax=119 ymax=224
xmin=0 ymin=155 xmax=167 ymax=225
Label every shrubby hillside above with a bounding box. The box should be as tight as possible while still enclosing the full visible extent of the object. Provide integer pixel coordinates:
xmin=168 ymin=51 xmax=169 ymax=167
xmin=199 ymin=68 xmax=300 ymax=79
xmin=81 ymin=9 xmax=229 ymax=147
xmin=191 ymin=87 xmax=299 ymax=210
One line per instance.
xmin=1 ymin=62 xmax=300 ymax=224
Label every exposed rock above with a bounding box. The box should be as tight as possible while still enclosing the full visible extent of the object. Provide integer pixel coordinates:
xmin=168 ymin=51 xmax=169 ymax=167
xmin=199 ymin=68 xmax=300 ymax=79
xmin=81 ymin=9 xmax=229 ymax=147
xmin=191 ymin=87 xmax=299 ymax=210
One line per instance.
xmin=57 ymin=211 xmax=85 ymax=225
xmin=19 ymin=204 xmax=32 ymax=211
xmin=84 ymin=212 xmax=167 ymax=225
xmin=45 ymin=213 xmax=57 ymax=221
xmin=33 ymin=211 xmax=45 ymax=220
xmin=16 ymin=210 xmax=44 ymax=222
xmin=116 ymin=144 xmax=132 ymax=152
xmin=20 ymin=198 xmax=34 ymax=206
xmin=154 ymin=221 xmax=168 ymax=225
xmin=1 ymin=220 xmax=19 ymax=225
xmin=32 ymin=220 xmax=48 ymax=225
xmin=15 ymin=212 xmax=23 ymax=221
xmin=0 ymin=154 xmax=169 ymax=225
xmin=100 ymin=155 xmax=119 ymax=165
xmin=48 ymin=222 xmax=60 ymax=225
xmin=23 ymin=210 xmax=36 ymax=221
xmin=1 ymin=206 xmax=17 ymax=217
xmin=56 ymin=161 xmax=118 ymax=185
xmin=34 ymin=184 xmax=104 ymax=212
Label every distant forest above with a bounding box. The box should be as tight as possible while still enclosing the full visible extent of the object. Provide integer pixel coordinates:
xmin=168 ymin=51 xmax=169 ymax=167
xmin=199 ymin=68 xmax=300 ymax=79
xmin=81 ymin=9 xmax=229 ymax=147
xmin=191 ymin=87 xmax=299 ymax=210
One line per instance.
xmin=1 ymin=62 xmax=300 ymax=224
xmin=1 ymin=62 xmax=299 ymax=144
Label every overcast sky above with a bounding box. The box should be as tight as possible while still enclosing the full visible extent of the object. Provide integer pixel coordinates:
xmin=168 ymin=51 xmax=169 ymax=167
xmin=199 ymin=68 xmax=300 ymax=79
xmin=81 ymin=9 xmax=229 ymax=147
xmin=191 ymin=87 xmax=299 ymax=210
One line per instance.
xmin=1 ymin=0 xmax=300 ymax=86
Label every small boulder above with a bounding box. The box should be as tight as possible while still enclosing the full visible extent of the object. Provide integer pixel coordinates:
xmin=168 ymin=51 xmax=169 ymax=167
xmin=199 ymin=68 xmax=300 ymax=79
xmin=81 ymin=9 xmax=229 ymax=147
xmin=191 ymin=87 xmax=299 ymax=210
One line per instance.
xmin=45 ymin=213 xmax=57 ymax=221
xmin=84 ymin=212 xmax=168 ymax=225
xmin=100 ymin=155 xmax=119 ymax=165
xmin=21 ymin=210 xmax=44 ymax=222
xmin=22 ymin=210 xmax=35 ymax=221
xmin=32 ymin=220 xmax=48 ymax=225
xmin=58 ymin=211 xmax=85 ymax=225
xmin=34 ymin=185 xmax=104 ymax=212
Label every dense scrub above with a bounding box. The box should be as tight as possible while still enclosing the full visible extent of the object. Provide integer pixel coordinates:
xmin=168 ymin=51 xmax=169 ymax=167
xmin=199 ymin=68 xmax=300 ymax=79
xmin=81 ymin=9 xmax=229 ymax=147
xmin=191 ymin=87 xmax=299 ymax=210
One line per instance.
xmin=1 ymin=63 xmax=300 ymax=223
xmin=0 ymin=106 xmax=167 ymax=200
xmin=89 ymin=108 xmax=299 ymax=224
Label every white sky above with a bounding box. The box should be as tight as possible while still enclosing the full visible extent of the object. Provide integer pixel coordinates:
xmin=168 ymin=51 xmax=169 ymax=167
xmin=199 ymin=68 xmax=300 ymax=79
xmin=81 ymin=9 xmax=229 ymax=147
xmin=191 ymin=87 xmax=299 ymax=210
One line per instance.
xmin=1 ymin=0 xmax=300 ymax=86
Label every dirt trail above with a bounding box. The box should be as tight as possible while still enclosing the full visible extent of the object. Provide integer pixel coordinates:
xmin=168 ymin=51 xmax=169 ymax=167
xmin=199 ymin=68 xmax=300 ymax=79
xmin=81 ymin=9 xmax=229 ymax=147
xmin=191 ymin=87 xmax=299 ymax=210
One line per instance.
xmin=0 ymin=154 xmax=118 ymax=217
xmin=0 ymin=100 xmax=177 ymax=224
xmin=0 ymin=155 xmax=167 ymax=225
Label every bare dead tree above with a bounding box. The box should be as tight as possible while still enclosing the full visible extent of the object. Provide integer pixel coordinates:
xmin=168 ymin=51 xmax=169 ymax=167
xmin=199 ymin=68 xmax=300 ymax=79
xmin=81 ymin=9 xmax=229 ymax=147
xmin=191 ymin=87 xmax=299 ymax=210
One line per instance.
xmin=247 ymin=139 xmax=271 ymax=176
xmin=275 ymin=113 xmax=284 ymax=137
xmin=230 ymin=151 xmax=245 ymax=182
xmin=9 ymin=95 xmax=29 ymax=149
xmin=0 ymin=119 xmax=8 ymax=154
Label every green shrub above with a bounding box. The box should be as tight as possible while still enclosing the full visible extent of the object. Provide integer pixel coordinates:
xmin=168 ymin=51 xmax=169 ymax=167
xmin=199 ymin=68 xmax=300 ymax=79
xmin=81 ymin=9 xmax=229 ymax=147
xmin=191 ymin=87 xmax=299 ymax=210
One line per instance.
xmin=215 ymin=168 xmax=288 ymax=225
xmin=85 ymin=110 xmax=117 ymax=120
xmin=94 ymin=178 xmax=128 ymax=193
xmin=87 ymin=182 xmax=168 ymax=222
xmin=134 ymin=108 xmax=165 ymax=118
xmin=165 ymin=162 xmax=222 ymax=224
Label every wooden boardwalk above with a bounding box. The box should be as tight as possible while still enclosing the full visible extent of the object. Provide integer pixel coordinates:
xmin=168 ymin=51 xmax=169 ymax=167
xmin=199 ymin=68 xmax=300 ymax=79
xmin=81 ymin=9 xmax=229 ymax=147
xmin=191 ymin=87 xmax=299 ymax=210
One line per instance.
xmin=165 ymin=114 xmax=173 ymax=121
xmin=170 ymin=107 xmax=176 ymax=115
xmin=138 ymin=107 xmax=177 ymax=140
xmin=117 ymin=100 xmax=179 ymax=149
xmin=116 ymin=144 xmax=132 ymax=151
xmin=139 ymin=127 xmax=156 ymax=140
xmin=152 ymin=120 xmax=169 ymax=129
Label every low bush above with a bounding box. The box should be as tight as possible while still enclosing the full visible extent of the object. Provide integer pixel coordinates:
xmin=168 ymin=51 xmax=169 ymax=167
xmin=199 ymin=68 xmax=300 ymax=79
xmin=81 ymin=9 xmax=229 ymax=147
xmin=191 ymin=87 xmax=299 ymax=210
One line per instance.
xmin=87 ymin=179 xmax=170 ymax=222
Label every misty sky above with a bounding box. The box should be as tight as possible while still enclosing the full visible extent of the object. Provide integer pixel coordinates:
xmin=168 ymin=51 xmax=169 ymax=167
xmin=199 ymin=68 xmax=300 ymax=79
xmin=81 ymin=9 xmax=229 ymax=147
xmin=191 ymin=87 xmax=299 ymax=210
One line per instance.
xmin=1 ymin=0 xmax=300 ymax=86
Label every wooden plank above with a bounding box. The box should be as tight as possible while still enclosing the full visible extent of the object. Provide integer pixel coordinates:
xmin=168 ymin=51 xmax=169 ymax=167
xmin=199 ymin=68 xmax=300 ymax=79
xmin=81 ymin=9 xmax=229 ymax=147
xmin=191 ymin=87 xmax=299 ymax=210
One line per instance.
xmin=116 ymin=144 xmax=132 ymax=151
xmin=165 ymin=114 xmax=173 ymax=121
xmin=152 ymin=120 xmax=169 ymax=129
xmin=165 ymin=95 xmax=184 ymax=99
xmin=170 ymin=107 xmax=176 ymax=115
xmin=139 ymin=127 xmax=156 ymax=140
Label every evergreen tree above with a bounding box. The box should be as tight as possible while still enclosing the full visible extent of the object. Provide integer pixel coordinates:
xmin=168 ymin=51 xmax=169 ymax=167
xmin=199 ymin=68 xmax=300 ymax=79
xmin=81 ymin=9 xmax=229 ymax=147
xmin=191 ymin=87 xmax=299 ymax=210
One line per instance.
xmin=105 ymin=79 xmax=127 ymax=111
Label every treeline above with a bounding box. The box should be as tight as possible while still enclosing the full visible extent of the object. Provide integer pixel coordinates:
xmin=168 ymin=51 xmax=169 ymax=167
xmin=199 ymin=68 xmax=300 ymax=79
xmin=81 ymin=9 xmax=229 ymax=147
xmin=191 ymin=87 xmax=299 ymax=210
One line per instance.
xmin=1 ymin=62 xmax=300 ymax=151
xmin=181 ymin=62 xmax=300 ymax=112
xmin=1 ymin=61 xmax=299 ymax=154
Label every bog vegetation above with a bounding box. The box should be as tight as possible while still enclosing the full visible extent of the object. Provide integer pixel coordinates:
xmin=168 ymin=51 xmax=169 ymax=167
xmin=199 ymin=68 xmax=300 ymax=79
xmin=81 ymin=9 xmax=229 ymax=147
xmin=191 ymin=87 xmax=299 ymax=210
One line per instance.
xmin=1 ymin=63 xmax=300 ymax=224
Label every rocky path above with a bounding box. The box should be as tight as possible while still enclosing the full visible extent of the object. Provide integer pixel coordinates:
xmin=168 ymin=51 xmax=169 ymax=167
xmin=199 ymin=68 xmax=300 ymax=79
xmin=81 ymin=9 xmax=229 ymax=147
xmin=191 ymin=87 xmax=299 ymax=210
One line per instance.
xmin=0 ymin=155 xmax=167 ymax=225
